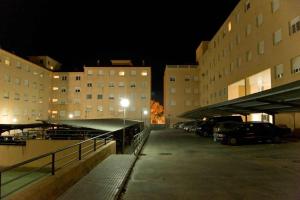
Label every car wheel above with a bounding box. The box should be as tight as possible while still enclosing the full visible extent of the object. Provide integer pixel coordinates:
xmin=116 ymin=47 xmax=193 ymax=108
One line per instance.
xmin=228 ymin=137 xmax=238 ymax=145
xmin=272 ymin=136 xmax=281 ymax=144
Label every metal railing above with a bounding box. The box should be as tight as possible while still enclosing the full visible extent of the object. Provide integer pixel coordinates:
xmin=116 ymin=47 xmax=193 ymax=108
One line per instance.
xmin=132 ymin=127 xmax=151 ymax=156
xmin=0 ymin=131 xmax=113 ymax=199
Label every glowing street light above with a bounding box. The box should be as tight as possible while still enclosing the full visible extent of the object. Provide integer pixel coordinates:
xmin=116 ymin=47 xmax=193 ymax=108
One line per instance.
xmin=68 ymin=113 xmax=74 ymax=119
xmin=120 ymin=98 xmax=130 ymax=125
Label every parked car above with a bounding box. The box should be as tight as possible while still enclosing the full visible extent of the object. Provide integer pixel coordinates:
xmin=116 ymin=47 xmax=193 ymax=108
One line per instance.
xmin=213 ymin=121 xmax=287 ymax=145
xmin=182 ymin=121 xmax=197 ymax=132
xmin=196 ymin=116 xmax=243 ymax=137
xmin=0 ymin=136 xmax=26 ymax=145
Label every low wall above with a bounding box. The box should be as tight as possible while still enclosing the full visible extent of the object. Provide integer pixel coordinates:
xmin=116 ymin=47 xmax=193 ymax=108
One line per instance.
xmin=7 ymin=141 xmax=116 ymax=200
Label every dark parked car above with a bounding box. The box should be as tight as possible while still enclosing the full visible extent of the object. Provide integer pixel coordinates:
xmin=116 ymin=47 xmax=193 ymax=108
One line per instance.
xmin=0 ymin=136 xmax=26 ymax=145
xmin=213 ymin=121 xmax=288 ymax=145
xmin=196 ymin=116 xmax=243 ymax=137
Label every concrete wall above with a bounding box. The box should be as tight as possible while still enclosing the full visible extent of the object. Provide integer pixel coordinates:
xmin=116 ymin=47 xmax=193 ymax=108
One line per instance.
xmin=0 ymin=140 xmax=84 ymax=168
xmin=7 ymin=141 xmax=116 ymax=200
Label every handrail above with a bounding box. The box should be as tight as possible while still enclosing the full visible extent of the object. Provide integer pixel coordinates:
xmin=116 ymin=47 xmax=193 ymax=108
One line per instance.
xmin=0 ymin=131 xmax=113 ymax=173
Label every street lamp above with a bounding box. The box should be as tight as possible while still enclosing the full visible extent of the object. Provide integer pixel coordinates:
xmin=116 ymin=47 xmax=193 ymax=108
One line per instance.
xmin=142 ymin=110 xmax=148 ymax=125
xmin=120 ymin=98 xmax=130 ymax=125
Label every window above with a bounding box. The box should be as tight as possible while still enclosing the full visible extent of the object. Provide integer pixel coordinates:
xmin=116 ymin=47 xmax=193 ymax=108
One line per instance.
xmin=59 ymin=99 xmax=66 ymax=104
xmin=291 ymin=55 xmax=300 ymax=74
xmin=75 ymin=87 xmax=81 ymax=93
xmin=141 ymin=71 xmax=148 ymax=76
xmin=98 ymin=70 xmax=104 ymax=76
xmin=274 ymin=29 xmax=282 ymax=45
xmin=4 ymin=59 xmax=10 ymax=65
xmin=119 ymin=71 xmax=125 ymax=76
xmin=15 ymin=78 xmax=20 ymax=85
xmin=130 ymin=82 xmax=136 ymax=88
xmin=246 ymin=51 xmax=252 ymax=62
xmin=86 ymin=94 xmax=92 ymax=99
xmin=97 ymin=105 xmax=103 ymax=112
xmin=52 ymin=87 xmax=59 ymax=91
xmin=272 ymin=0 xmax=280 ymax=13
xmin=87 ymin=83 xmax=93 ymax=87
xmin=52 ymin=111 xmax=58 ymax=114
xmin=74 ymin=111 xmax=81 ymax=117
xmin=170 ymin=88 xmax=176 ymax=94
xmin=236 ymin=13 xmax=240 ymax=23
xmin=108 ymin=82 xmax=114 ymax=87
xmin=141 ymin=94 xmax=147 ymax=100
xmin=61 ymin=88 xmax=67 ymax=93
xmin=170 ymin=76 xmax=175 ymax=82
xmin=170 ymin=100 xmax=176 ymax=106
xmin=141 ymin=82 xmax=147 ymax=88
xmin=290 ymin=16 xmax=300 ymax=35
xmin=185 ymin=88 xmax=191 ymax=94
xmin=52 ymin=99 xmax=58 ymax=103
xmin=75 ymin=76 xmax=81 ymax=80
xmin=258 ymin=41 xmax=265 ymax=55
xmin=118 ymin=82 xmax=125 ymax=87
xmin=110 ymin=70 xmax=115 ymax=76
xmin=256 ymin=14 xmax=263 ymax=27
xmin=109 ymin=94 xmax=114 ymax=100
xmin=97 ymin=94 xmax=103 ymax=99
xmin=59 ymin=111 xmax=66 ymax=117
xmin=74 ymin=99 xmax=80 ymax=104
xmin=16 ymin=62 xmax=21 ymax=69
xmin=228 ymin=21 xmax=232 ymax=32
xmin=244 ymin=0 xmax=250 ymax=12
xmin=62 ymin=76 xmax=67 ymax=80
xmin=275 ymin=64 xmax=284 ymax=79
xmin=3 ymin=91 xmax=9 ymax=99
xmin=109 ymin=106 xmax=114 ymax=111
xmin=185 ymin=100 xmax=191 ymax=106
xmin=131 ymin=70 xmax=136 ymax=75
xmin=184 ymin=75 xmax=191 ymax=81
xmin=246 ymin=24 xmax=251 ymax=36
xmin=53 ymin=75 xmax=59 ymax=79
xmin=87 ymin=70 xmax=93 ymax=76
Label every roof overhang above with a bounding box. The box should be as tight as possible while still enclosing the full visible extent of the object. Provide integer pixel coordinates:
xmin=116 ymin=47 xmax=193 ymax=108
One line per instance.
xmin=179 ymin=80 xmax=300 ymax=119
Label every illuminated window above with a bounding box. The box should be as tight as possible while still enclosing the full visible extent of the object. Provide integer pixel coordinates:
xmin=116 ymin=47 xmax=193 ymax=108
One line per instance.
xmin=141 ymin=71 xmax=148 ymax=76
xmin=52 ymin=111 xmax=58 ymax=114
xmin=119 ymin=71 xmax=125 ymax=76
xmin=53 ymin=75 xmax=59 ymax=79
xmin=4 ymin=59 xmax=10 ymax=65
xmin=52 ymin=99 xmax=58 ymax=103
xmin=228 ymin=22 xmax=232 ymax=32
xmin=52 ymin=87 xmax=59 ymax=91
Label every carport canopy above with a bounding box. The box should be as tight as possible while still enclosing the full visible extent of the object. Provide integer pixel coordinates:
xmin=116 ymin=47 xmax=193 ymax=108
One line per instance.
xmin=179 ymin=80 xmax=300 ymax=119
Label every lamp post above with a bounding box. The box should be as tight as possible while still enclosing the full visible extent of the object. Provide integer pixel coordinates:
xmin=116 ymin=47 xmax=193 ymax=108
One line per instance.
xmin=120 ymin=98 xmax=130 ymax=153
xmin=120 ymin=98 xmax=130 ymax=125
xmin=142 ymin=110 xmax=148 ymax=125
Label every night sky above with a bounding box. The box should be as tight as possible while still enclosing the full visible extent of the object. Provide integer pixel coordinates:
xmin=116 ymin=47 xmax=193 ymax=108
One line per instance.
xmin=0 ymin=0 xmax=239 ymax=104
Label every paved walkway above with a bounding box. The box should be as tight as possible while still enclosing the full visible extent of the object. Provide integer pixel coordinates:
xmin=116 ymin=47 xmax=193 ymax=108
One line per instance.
xmin=121 ymin=129 xmax=300 ymax=200
xmin=58 ymin=155 xmax=135 ymax=200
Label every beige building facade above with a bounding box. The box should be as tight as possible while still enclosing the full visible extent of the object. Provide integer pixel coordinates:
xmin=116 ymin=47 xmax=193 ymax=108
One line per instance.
xmin=0 ymin=48 xmax=151 ymax=124
xmin=0 ymin=49 xmax=52 ymax=124
xmin=164 ymin=65 xmax=200 ymax=125
xmin=165 ymin=0 xmax=300 ymax=129
xmin=50 ymin=63 xmax=151 ymax=122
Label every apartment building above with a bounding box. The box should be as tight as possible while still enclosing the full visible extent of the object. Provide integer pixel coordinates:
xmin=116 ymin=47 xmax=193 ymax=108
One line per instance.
xmin=0 ymin=48 xmax=151 ymax=124
xmin=165 ymin=0 xmax=300 ymax=128
xmin=164 ymin=65 xmax=200 ymax=125
xmin=50 ymin=61 xmax=151 ymax=122
xmin=0 ymin=49 xmax=52 ymax=124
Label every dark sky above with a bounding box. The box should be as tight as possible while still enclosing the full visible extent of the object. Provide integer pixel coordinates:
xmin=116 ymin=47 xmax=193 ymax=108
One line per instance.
xmin=0 ymin=0 xmax=239 ymax=104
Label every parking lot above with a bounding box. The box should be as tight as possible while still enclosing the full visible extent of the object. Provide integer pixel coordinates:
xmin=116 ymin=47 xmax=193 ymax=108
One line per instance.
xmin=122 ymin=128 xmax=300 ymax=200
